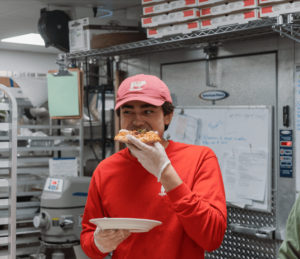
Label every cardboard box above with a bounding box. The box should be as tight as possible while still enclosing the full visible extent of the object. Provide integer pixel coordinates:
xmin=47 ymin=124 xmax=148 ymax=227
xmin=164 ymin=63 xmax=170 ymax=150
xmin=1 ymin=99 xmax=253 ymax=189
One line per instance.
xmin=142 ymin=8 xmax=200 ymax=28
xmin=168 ymin=8 xmax=200 ymax=23
xmin=142 ymin=13 xmax=169 ymax=27
xmin=201 ymin=9 xmax=260 ymax=29
xmin=0 ymin=77 xmax=19 ymax=88
xmin=69 ymin=17 xmax=139 ymax=52
xmin=143 ymin=2 xmax=170 ymax=15
xmin=143 ymin=0 xmax=199 ymax=15
xmin=142 ymin=0 xmax=168 ymax=5
xmin=228 ymin=0 xmax=258 ymax=12
xmin=91 ymin=32 xmax=147 ymax=49
xmin=168 ymin=0 xmax=199 ymax=11
xmin=259 ymin=1 xmax=300 ymax=17
xmin=201 ymin=3 xmax=231 ymax=17
xmin=0 ymin=77 xmax=25 ymax=99
xmin=201 ymin=0 xmax=257 ymax=17
xmin=198 ymin=0 xmax=227 ymax=7
xmin=147 ymin=20 xmax=201 ymax=38
xmin=258 ymin=0 xmax=289 ymax=5
xmin=147 ymin=27 xmax=160 ymax=38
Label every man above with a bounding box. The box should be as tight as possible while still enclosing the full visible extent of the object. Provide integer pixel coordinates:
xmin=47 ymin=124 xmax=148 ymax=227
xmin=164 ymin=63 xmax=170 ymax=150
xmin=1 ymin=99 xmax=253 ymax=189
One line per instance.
xmin=81 ymin=74 xmax=227 ymax=259
xmin=278 ymin=195 xmax=300 ymax=259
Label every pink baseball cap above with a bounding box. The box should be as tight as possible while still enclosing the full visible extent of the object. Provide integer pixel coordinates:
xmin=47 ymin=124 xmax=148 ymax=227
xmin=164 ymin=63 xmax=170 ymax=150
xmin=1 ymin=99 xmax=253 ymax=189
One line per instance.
xmin=115 ymin=74 xmax=172 ymax=110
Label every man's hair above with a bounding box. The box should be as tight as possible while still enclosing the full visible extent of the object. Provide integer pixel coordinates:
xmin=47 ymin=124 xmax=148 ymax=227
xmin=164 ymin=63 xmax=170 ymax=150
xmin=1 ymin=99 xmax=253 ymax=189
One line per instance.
xmin=162 ymin=102 xmax=174 ymax=131
xmin=116 ymin=101 xmax=174 ymax=130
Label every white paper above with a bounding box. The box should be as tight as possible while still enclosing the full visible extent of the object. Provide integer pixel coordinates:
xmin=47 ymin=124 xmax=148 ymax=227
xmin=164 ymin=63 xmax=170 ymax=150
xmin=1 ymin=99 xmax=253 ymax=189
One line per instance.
xmin=168 ymin=114 xmax=199 ymax=144
xmin=49 ymin=158 xmax=78 ymax=177
xmin=222 ymin=152 xmax=253 ymax=207
xmin=235 ymin=149 xmax=268 ymax=202
xmin=15 ymin=77 xmax=48 ymax=107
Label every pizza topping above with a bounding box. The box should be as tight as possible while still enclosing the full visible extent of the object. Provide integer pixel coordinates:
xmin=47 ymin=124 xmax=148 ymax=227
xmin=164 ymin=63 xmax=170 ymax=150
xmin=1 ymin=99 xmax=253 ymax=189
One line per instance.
xmin=114 ymin=129 xmax=161 ymax=144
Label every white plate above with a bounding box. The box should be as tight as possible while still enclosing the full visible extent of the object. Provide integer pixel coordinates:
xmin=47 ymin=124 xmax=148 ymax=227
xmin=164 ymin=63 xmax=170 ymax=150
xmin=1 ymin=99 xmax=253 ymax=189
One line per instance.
xmin=89 ymin=217 xmax=162 ymax=233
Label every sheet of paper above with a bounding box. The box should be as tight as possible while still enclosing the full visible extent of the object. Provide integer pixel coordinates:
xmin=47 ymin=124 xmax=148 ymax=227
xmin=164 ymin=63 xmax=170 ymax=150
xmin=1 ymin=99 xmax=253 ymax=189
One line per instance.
xmin=49 ymin=157 xmax=78 ymax=177
xmin=168 ymin=114 xmax=199 ymax=144
xmin=222 ymin=152 xmax=253 ymax=207
xmin=235 ymin=149 xmax=268 ymax=202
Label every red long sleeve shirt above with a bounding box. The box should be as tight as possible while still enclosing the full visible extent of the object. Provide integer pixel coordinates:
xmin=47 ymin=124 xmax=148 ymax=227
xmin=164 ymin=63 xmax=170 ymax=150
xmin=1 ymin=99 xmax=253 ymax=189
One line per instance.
xmin=81 ymin=140 xmax=227 ymax=259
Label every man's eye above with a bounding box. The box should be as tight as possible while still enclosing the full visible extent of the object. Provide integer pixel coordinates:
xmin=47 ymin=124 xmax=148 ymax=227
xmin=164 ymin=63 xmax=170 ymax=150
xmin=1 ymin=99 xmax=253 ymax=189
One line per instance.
xmin=122 ymin=110 xmax=131 ymax=114
xmin=144 ymin=110 xmax=153 ymax=114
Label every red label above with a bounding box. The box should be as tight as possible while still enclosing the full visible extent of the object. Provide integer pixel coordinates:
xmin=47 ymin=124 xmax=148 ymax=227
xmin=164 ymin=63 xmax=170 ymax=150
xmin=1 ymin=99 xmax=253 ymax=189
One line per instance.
xmin=199 ymin=0 xmax=208 ymax=2
xmin=188 ymin=22 xmax=198 ymax=29
xmin=148 ymin=29 xmax=157 ymax=35
xmin=183 ymin=10 xmax=194 ymax=16
xmin=244 ymin=0 xmax=255 ymax=6
xmin=261 ymin=6 xmax=273 ymax=13
xmin=144 ymin=6 xmax=154 ymax=13
xmin=202 ymin=8 xmax=211 ymax=15
xmin=202 ymin=20 xmax=211 ymax=26
xmin=144 ymin=0 xmax=152 ymax=2
xmin=244 ymin=10 xmax=255 ymax=18
xmin=143 ymin=17 xmax=152 ymax=24
xmin=185 ymin=0 xmax=196 ymax=5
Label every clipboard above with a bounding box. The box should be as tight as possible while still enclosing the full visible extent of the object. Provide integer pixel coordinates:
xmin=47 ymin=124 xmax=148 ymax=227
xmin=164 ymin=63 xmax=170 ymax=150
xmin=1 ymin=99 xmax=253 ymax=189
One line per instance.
xmin=47 ymin=68 xmax=83 ymax=119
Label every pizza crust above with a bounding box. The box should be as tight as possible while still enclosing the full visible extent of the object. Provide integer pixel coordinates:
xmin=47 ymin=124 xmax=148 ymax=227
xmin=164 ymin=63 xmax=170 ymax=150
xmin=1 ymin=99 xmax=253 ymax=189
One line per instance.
xmin=114 ymin=129 xmax=161 ymax=144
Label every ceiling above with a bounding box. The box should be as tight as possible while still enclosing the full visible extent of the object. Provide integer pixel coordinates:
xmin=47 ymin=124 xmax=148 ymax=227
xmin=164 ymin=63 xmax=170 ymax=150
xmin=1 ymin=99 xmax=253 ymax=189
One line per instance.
xmin=0 ymin=0 xmax=141 ymax=54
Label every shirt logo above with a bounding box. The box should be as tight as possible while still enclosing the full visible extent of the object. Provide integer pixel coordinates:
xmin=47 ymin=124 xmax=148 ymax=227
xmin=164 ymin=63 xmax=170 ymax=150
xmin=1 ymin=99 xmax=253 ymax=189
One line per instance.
xmin=129 ymin=81 xmax=146 ymax=91
xmin=159 ymin=185 xmax=166 ymax=196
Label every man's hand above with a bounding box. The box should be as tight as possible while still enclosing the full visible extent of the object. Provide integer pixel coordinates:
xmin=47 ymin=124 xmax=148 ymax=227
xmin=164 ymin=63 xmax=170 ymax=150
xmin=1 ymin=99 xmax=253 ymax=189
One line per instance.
xmin=126 ymin=135 xmax=170 ymax=181
xmin=94 ymin=228 xmax=131 ymax=253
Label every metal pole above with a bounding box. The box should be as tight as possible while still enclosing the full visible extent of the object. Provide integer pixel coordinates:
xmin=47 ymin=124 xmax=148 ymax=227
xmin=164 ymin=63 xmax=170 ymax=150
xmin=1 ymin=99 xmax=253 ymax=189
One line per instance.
xmin=0 ymin=84 xmax=17 ymax=259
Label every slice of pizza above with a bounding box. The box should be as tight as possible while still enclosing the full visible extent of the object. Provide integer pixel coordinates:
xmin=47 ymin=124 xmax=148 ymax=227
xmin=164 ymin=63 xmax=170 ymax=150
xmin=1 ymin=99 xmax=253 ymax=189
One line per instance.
xmin=114 ymin=129 xmax=161 ymax=144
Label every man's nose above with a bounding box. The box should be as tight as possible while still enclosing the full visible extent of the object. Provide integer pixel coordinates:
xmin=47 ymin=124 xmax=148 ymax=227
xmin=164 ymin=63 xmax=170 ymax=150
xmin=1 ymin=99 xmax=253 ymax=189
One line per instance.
xmin=132 ymin=114 xmax=144 ymax=126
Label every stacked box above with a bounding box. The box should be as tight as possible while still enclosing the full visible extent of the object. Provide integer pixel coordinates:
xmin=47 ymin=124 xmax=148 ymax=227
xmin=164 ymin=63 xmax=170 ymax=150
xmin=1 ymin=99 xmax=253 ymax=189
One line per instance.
xmin=142 ymin=8 xmax=200 ymax=27
xmin=259 ymin=1 xmax=300 ymax=17
xmin=200 ymin=0 xmax=258 ymax=17
xmin=198 ymin=0 xmax=227 ymax=7
xmin=147 ymin=21 xmax=201 ymax=38
xmin=142 ymin=0 xmax=201 ymax=38
xmin=143 ymin=0 xmax=199 ymax=15
xmin=228 ymin=0 xmax=258 ymax=12
xmin=169 ymin=0 xmax=200 ymax=11
xmin=200 ymin=9 xmax=260 ymax=29
xmin=142 ymin=0 xmax=167 ymax=5
xmin=258 ymin=0 xmax=287 ymax=5
xmin=69 ymin=17 xmax=139 ymax=52
xmin=200 ymin=3 xmax=231 ymax=16
xmin=143 ymin=2 xmax=170 ymax=15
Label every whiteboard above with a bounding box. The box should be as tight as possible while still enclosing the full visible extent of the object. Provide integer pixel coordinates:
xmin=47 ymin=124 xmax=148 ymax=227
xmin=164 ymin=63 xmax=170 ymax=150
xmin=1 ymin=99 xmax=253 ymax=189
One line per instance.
xmin=165 ymin=106 xmax=272 ymax=212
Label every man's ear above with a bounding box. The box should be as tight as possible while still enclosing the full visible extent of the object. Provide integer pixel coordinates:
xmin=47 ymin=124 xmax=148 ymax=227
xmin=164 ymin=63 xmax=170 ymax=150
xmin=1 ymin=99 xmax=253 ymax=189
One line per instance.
xmin=164 ymin=112 xmax=173 ymax=126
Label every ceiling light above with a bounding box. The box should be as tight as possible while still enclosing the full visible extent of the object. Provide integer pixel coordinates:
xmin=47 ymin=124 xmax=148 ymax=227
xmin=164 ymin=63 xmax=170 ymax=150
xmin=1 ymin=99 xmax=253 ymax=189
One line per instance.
xmin=1 ymin=33 xmax=45 ymax=46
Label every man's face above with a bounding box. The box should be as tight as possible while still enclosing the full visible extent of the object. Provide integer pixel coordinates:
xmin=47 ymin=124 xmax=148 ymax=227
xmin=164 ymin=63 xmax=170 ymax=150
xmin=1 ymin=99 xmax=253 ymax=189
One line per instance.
xmin=120 ymin=100 xmax=172 ymax=138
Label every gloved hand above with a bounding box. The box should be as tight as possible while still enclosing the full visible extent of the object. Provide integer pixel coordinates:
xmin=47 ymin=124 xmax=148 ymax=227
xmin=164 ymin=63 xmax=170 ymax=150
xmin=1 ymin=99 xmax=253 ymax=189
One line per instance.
xmin=126 ymin=135 xmax=171 ymax=182
xmin=94 ymin=227 xmax=131 ymax=253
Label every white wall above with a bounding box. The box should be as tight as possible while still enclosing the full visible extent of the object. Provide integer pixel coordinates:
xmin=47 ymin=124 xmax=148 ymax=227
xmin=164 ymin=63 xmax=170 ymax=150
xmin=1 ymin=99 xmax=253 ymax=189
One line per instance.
xmin=0 ymin=49 xmax=57 ymax=75
xmin=0 ymin=49 xmax=58 ymax=107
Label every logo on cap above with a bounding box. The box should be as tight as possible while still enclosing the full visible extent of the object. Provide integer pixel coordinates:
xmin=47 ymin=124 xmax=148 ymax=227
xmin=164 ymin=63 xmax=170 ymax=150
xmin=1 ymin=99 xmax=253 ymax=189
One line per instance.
xmin=129 ymin=81 xmax=146 ymax=91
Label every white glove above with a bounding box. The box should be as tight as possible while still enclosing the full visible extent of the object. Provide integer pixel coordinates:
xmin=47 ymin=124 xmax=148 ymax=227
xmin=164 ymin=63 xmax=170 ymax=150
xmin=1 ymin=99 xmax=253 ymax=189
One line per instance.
xmin=94 ymin=227 xmax=131 ymax=253
xmin=126 ymin=135 xmax=171 ymax=182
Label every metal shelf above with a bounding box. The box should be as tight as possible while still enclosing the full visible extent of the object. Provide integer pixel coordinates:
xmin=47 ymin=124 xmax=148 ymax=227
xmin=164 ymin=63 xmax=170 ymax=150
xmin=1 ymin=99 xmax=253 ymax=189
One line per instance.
xmin=0 ymin=191 xmax=42 ymax=198
xmin=66 ymin=18 xmax=277 ymax=59
xmin=0 ymin=84 xmax=17 ymax=259
xmin=0 ymin=227 xmax=40 ymax=238
xmin=17 ymin=145 xmax=81 ymax=152
xmin=0 ymin=96 xmax=84 ymax=258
